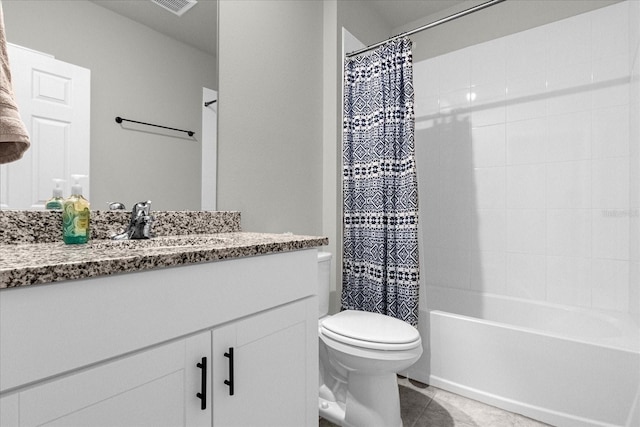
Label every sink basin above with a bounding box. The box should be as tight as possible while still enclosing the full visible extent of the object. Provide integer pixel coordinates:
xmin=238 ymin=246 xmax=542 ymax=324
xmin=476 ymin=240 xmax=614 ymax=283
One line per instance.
xmin=89 ymin=235 xmax=230 ymax=251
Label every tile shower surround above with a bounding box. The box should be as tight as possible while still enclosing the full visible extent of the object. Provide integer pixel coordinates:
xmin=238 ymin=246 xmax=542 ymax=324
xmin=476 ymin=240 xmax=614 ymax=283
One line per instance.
xmin=414 ymin=1 xmax=638 ymax=316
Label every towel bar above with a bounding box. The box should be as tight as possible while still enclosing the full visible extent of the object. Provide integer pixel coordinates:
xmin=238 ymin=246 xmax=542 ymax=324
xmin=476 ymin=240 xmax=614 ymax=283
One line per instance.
xmin=115 ymin=116 xmax=195 ymax=137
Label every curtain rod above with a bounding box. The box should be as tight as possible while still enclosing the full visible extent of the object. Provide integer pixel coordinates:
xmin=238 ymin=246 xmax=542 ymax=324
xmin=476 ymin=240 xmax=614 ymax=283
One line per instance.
xmin=346 ymin=0 xmax=507 ymax=58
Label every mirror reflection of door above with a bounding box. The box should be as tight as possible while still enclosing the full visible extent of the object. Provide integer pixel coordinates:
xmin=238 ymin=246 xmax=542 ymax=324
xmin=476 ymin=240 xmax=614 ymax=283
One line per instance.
xmin=201 ymin=87 xmax=217 ymax=211
xmin=0 ymin=43 xmax=90 ymax=210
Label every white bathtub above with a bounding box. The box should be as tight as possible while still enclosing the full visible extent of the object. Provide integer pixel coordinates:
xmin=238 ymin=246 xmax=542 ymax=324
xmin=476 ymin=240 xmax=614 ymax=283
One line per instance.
xmin=410 ymin=286 xmax=640 ymax=427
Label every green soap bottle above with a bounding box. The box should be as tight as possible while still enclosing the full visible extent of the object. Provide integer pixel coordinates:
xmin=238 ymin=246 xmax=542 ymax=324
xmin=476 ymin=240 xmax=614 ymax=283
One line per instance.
xmin=45 ymin=179 xmax=65 ymax=211
xmin=63 ymin=174 xmax=90 ymax=244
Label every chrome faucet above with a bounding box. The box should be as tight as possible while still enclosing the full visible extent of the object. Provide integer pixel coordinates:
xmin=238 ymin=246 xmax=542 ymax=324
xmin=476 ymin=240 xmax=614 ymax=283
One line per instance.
xmin=108 ymin=202 xmax=126 ymax=210
xmin=111 ymin=200 xmax=154 ymax=240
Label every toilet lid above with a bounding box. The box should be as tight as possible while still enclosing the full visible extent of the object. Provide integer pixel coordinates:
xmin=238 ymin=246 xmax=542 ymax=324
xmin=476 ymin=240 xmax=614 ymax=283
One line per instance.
xmin=320 ymin=310 xmax=420 ymax=350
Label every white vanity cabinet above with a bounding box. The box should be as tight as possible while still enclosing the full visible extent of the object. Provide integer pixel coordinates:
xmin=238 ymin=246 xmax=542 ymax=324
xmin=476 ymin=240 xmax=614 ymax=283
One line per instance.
xmin=14 ymin=332 xmax=212 ymax=427
xmin=212 ymin=299 xmax=315 ymax=427
xmin=0 ymin=394 xmax=18 ymax=426
xmin=0 ymin=249 xmax=318 ymax=427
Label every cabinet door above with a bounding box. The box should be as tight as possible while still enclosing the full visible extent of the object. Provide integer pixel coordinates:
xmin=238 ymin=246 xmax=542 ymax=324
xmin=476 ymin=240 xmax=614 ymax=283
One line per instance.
xmin=16 ymin=332 xmax=211 ymax=427
xmin=212 ymin=299 xmax=316 ymax=427
xmin=0 ymin=393 xmax=18 ymax=426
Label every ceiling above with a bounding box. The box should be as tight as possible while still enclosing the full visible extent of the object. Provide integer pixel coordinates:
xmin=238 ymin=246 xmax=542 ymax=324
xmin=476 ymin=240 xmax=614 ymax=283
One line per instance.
xmin=90 ymin=0 xmax=218 ymax=56
xmin=90 ymin=0 xmax=466 ymax=58
xmin=360 ymin=0 xmax=467 ymax=29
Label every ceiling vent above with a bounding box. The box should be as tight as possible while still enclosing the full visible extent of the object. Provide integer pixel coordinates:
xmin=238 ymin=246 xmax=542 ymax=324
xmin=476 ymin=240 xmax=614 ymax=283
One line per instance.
xmin=150 ymin=0 xmax=197 ymax=16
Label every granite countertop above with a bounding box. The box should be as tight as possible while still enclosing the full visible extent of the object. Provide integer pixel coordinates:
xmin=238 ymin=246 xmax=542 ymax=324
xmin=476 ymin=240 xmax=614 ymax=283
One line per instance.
xmin=0 ymin=232 xmax=328 ymax=289
xmin=0 ymin=210 xmax=328 ymax=289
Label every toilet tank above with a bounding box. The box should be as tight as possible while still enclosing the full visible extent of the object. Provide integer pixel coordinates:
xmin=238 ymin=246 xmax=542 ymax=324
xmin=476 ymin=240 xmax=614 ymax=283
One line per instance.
xmin=317 ymin=251 xmax=332 ymax=318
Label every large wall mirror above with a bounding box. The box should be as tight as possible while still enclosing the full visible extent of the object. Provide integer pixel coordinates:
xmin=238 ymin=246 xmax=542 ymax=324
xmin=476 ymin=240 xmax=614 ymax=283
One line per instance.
xmin=1 ymin=0 xmax=217 ymax=211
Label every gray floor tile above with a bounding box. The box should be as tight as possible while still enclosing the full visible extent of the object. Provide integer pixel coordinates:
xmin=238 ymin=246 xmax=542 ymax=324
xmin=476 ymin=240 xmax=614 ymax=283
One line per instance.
xmin=423 ymin=389 xmax=515 ymax=426
xmin=413 ymin=398 xmax=462 ymax=427
xmin=398 ymin=376 xmax=437 ymax=399
xmin=318 ymin=378 xmax=552 ymax=427
xmin=399 ymin=383 xmax=432 ymax=426
xmin=319 ymin=416 xmax=338 ymax=427
xmin=511 ymin=413 xmax=552 ymax=427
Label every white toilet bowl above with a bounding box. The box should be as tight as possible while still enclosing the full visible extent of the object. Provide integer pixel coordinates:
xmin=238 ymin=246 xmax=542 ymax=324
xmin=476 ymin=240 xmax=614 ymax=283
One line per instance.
xmin=318 ymin=310 xmax=422 ymax=427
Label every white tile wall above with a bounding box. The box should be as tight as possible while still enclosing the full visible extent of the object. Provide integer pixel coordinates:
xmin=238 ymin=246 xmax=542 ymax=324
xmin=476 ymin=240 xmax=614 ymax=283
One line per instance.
xmin=592 ymin=105 xmax=629 ymax=159
xmin=592 ymin=258 xmax=629 ymax=311
xmin=471 ymin=250 xmax=506 ymax=294
xmin=471 ymin=82 xmax=506 ymax=126
xmin=470 ymin=37 xmax=505 ymax=86
xmin=546 ymin=62 xmax=592 ymax=116
xmin=474 ymin=167 xmax=505 ymax=209
xmin=506 ymin=72 xmax=547 ymax=122
xmin=545 ymin=161 xmax=591 ymax=209
xmin=507 ymin=209 xmax=546 ymax=254
xmin=505 ymin=253 xmax=546 ymax=299
xmin=629 ymin=0 xmax=640 ymax=321
xmin=592 ymin=212 xmax=630 ymax=260
xmin=592 ymin=157 xmax=629 ymax=208
xmin=546 ymin=255 xmax=592 ymax=307
xmin=592 ymin=2 xmax=629 ymax=59
xmin=546 ymin=209 xmax=591 ymax=258
xmin=592 ymin=56 xmax=630 ymax=109
xmin=546 ymin=111 xmax=591 ymax=162
xmin=506 ymin=164 xmax=546 ymax=209
xmin=471 ymin=209 xmax=507 ymax=252
xmin=471 ymin=124 xmax=505 ymax=167
xmin=506 ymin=118 xmax=547 ymax=165
xmin=415 ymin=1 xmax=638 ymax=313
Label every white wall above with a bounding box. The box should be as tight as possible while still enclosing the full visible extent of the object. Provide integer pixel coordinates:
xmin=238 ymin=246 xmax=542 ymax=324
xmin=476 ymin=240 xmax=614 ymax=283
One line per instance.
xmin=413 ymin=2 xmax=637 ymax=317
xmin=217 ymin=0 xmax=323 ymax=234
xmin=2 ymin=0 xmax=216 ymax=210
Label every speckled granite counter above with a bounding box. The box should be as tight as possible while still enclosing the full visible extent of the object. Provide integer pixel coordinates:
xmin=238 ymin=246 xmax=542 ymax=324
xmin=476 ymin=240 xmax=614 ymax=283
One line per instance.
xmin=0 ymin=211 xmax=328 ymax=289
xmin=0 ymin=210 xmax=243 ymax=243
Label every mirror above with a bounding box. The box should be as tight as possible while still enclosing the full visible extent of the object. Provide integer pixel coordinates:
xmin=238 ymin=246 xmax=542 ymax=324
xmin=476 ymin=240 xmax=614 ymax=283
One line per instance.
xmin=1 ymin=0 xmax=217 ymax=211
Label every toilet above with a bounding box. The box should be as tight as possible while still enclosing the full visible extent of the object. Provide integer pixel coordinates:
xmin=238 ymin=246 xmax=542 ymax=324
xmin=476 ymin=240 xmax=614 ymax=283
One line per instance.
xmin=317 ymin=252 xmax=423 ymax=427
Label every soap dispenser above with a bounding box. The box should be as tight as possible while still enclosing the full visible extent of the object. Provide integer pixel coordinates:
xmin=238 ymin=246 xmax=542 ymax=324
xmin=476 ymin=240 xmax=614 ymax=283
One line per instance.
xmin=45 ymin=179 xmax=65 ymax=211
xmin=62 ymin=174 xmax=90 ymax=244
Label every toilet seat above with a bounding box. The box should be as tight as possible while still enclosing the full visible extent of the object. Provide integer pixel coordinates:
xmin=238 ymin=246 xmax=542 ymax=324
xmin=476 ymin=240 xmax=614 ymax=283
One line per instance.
xmin=320 ymin=310 xmax=421 ymax=351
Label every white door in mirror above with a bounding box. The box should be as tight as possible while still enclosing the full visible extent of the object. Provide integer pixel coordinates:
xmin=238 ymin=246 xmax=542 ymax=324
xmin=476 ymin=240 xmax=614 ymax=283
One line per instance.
xmin=201 ymin=87 xmax=217 ymax=211
xmin=0 ymin=44 xmax=90 ymax=209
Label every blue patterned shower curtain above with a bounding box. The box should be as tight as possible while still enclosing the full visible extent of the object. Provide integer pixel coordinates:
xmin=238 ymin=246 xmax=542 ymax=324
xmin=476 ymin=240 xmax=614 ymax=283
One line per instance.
xmin=342 ymin=38 xmax=419 ymax=327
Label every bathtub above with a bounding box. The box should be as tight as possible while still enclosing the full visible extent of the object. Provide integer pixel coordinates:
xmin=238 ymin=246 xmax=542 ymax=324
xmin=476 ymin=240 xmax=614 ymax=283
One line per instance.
xmin=410 ymin=286 xmax=640 ymax=427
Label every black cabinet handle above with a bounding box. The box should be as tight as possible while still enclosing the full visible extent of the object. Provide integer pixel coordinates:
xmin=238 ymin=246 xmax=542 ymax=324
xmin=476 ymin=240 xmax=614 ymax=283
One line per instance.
xmin=224 ymin=347 xmax=234 ymax=396
xmin=196 ymin=357 xmax=207 ymax=410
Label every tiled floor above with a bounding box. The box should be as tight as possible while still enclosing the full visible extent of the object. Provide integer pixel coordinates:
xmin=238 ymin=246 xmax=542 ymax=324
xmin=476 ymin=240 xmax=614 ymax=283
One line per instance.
xmin=319 ymin=376 xmax=551 ymax=427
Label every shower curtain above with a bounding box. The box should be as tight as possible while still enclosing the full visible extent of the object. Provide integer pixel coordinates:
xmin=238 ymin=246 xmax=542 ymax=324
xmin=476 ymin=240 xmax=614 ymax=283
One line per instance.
xmin=342 ymin=38 xmax=419 ymax=327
